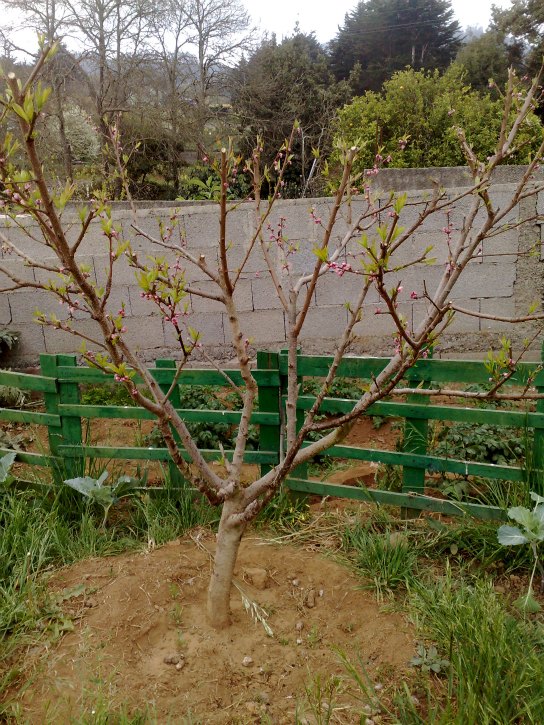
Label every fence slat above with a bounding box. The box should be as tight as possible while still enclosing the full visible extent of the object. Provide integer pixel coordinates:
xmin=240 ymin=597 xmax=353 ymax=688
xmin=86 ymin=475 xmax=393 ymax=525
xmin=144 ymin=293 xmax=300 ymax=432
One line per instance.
xmin=257 ymin=351 xmax=281 ymax=478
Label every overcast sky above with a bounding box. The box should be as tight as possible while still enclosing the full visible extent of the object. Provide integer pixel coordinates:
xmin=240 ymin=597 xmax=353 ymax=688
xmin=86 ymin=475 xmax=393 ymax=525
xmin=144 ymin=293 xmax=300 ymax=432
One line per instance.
xmin=245 ymin=0 xmax=513 ymax=43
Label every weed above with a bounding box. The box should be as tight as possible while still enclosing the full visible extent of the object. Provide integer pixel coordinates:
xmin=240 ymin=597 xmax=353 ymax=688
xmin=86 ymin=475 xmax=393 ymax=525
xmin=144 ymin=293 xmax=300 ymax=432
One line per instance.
xmin=343 ymin=522 xmax=419 ymax=599
xmin=497 ymin=491 xmax=544 ymax=612
xmin=170 ymin=603 xmax=183 ymax=626
xmin=409 ymin=642 xmax=450 ymax=674
xmin=297 ymin=672 xmax=345 ymax=725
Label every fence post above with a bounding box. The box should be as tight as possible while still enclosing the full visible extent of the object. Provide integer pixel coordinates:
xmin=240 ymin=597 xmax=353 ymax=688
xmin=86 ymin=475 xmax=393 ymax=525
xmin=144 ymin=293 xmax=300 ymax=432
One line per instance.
xmin=532 ymin=342 xmax=544 ymax=497
xmin=40 ymin=353 xmax=64 ymax=481
xmin=401 ymin=363 xmax=431 ymax=518
xmin=155 ymin=358 xmax=185 ymax=488
xmin=256 ymin=351 xmax=281 ymax=478
xmin=57 ymin=354 xmax=84 ymax=478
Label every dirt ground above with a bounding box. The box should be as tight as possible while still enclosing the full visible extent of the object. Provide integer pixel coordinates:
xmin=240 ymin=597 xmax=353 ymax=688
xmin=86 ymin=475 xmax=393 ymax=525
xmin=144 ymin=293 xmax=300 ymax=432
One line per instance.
xmin=17 ymin=533 xmax=414 ymax=724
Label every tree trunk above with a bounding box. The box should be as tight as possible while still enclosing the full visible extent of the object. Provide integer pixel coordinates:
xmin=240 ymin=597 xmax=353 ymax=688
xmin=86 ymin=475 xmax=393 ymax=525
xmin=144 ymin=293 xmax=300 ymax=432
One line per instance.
xmin=207 ymin=499 xmax=247 ymax=628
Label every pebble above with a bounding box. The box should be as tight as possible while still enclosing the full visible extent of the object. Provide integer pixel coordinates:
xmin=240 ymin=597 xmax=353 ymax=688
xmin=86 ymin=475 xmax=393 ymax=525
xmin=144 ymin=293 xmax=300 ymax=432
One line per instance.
xmin=295 ymin=620 xmax=304 ymax=631
xmin=242 ymin=656 xmax=254 ymax=667
xmin=84 ymin=598 xmax=97 ymax=608
xmin=304 ymin=589 xmax=316 ymax=608
xmin=163 ymin=654 xmax=184 ymax=665
xmin=175 ymin=661 xmax=185 ymax=671
xmin=243 ymin=567 xmax=269 ymax=590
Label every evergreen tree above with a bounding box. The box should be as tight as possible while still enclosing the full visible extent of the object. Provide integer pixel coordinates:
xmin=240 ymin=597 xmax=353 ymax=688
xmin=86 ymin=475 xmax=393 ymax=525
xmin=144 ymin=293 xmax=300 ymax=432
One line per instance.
xmin=330 ymin=0 xmax=462 ymax=93
xmin=232 ymin=31 xmax=352 ymax=195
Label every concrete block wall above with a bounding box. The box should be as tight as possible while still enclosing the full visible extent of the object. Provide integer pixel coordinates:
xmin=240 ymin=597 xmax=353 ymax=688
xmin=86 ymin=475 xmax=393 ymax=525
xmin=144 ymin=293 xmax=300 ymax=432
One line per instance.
xmin=1 ymin=165 xmax=543 ymax=366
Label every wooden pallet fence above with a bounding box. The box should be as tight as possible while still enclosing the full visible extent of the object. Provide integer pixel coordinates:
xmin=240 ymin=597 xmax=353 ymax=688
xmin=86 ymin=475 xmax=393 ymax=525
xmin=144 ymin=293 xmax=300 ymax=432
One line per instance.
xmin=0 ymin=350 xmax=541 ymax=520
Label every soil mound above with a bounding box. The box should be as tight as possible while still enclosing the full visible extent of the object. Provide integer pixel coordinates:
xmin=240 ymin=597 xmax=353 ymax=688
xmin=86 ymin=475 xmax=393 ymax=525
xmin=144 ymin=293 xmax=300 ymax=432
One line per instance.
xmin=19 ymin=533 xmax=414 ymax=723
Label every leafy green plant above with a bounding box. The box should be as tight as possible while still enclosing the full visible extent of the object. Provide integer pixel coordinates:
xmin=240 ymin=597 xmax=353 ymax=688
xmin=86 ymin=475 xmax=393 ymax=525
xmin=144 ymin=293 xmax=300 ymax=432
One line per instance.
xmin=144 ymin=385 xmax=258 ymax=451
xmin=433 ymin=422 xmax=525 ymax=466
xmin=0 ymin=451 xmax=16 ymax=485
xmin=63 ymin=471 xmax=141 ymax=527
xmin=81 ymin=383 xmax=137 ymax=407
xmin=497 ymin=491 xmax=544 ymax=612
xmin=410 ymin=642 xmax=450 ymax=674
xmin=0 ymin=329 xmax=18 ymax=354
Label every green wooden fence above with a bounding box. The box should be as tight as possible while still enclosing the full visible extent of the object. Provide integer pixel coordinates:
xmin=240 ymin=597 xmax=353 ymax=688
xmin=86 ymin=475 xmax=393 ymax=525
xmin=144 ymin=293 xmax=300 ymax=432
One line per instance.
xmin=0 ymin=350 xmax=542 ymax=521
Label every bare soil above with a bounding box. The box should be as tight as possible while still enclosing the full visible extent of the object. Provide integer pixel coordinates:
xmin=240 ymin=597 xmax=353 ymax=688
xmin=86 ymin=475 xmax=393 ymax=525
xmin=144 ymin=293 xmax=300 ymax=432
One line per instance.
xmin=17 ymin=534 xmax=414 ymax=724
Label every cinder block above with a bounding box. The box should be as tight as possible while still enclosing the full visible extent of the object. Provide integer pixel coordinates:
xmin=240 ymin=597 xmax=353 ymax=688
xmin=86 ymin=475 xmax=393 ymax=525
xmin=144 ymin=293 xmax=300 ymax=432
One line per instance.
xmin=235 ymin=310 xmax=286 ymax=344
xmin=32 ymin=255 xmax=97 ymax=285
xmin=482 ymin=226 xmax=519 ymax=258
xmin=447 ymin=299 xmax=481 ymax=332
xmin=252 ymin=275 xmax=295 ymax=310
xmin=225 ymin=242 xmax=267 ymax=275
xmin=479 ymin=298 xmax=517 ymax=331
xmin=15 ymin=323 xmax=46 ymax=355
xmin=127 ymin=285 xmax=164 ymax=316
xmin=180 ymin=207 xmax=223 ymax=249
xmin=163 ymin=312 xmax=224 ymax=348
xmin=0 ymin=259 xmax=35 ymax=289
xmin=0 ymin=294 xmax=11 ymax=325
xmin=315 ymin=270 xmax=378 ymax=306
xmin=10 ymin=290 xmax=68 ymax=323
xmin=122 ymin=316 xmax=166 ymax=352
xmin=448 ymin=263 xmax=515 ymax=299
xmin=266 ymin=204 xmax=314 ymax=241
xmin=43 ymin=319 xmax=103 ymax=354
xmin=298 ymin=306 xmax=348 ymax=340
xmin=538 ymin=191 xmax=544 ymax=216
xmin=354 ymin=302 xmax=413 ymax=338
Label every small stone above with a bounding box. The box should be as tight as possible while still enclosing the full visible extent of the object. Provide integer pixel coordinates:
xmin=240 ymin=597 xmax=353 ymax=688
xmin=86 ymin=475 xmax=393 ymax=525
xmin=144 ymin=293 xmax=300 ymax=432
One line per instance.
xmin=295 ymin=620 xmax=304 ymax=631
xmin=242 ymin=656 xmax=254 ymax=667
xmin=296 ymin=638 xmax=303 ymax=645
xmin=163 ymin=654 xmax=183 ymax=665
xmin=304 ymin=589 xmax=316 ymax=608
xmin=291 ymin=578 xmax=300 ymax=587
xmin=84 ymin=598 xmax=97 ymax=608
xmin=175 ymin=660 xmax=185 ymax=671
xmin=243 ymin=567 xmax=269 ymax=590
xmin=374 ymin=683 xmax=383 ymax=691
xmin=318 ymin=589 xmax=324 ymax=597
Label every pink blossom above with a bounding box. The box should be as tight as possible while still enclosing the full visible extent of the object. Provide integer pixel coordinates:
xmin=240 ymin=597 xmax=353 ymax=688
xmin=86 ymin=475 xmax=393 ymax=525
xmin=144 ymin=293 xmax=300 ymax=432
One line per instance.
xmin=410 ymin=291 xmax=418 ymax=300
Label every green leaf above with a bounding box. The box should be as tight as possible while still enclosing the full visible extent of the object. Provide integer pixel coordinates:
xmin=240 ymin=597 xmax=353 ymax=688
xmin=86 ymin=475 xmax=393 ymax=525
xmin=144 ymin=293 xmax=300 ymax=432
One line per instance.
xmin=112 ymin=475 xmax=140 ymax=499
xmin=497 ymin=525 xmax=528 ymax=546
xmin=513 ymin=591 xmax=542 ymax=613
xmin=507 ymin=506 xmax=535 ymax=530
xmin=530 ymin=491 xmax=544 ymax=505
xmin=64 ymin=474 xmax=107 ymax=499
xmin=0 ymin=451 xmax=16 ymax=482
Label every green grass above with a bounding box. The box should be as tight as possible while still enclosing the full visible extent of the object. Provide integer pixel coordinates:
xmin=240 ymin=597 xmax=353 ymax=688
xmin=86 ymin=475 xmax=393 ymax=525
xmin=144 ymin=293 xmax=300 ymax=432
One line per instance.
xmin=342 ymin=520 xmax=420 ymax=599
xmin=407 ymin=569 xmax=544 ymax=723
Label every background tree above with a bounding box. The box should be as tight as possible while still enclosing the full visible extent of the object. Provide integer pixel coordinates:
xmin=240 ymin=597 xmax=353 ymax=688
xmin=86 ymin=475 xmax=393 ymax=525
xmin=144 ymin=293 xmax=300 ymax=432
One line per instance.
xmin=181 ymin=0 xmax=252 ymax=149
xmin=232 ymin=30 xmax=352 ymax=196
xmin=331 ymin=65 xmax=544 ymax=173
xmin=492 ymin=0 xmax=544 ymax=78
xmin=455 ymin=28 xmax=522 ymax=92
xmin=329 ymin=0 xmax=462 ymax=93
xmin=1 ymin=50 xmax=544 ymax=628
